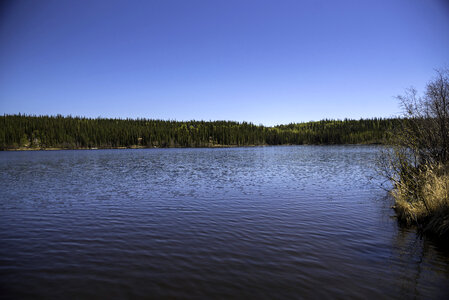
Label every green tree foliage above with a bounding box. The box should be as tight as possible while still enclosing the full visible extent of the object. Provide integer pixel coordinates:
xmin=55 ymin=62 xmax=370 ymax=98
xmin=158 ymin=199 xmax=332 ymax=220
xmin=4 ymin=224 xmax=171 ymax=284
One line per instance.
xmin=0 ymin=114 xmax=398 ymax=150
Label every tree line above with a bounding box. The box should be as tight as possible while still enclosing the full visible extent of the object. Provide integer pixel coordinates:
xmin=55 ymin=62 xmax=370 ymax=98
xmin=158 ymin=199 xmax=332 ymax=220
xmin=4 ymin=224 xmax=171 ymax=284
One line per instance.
xmin=0 ymin=114 xmax=400 ymax=150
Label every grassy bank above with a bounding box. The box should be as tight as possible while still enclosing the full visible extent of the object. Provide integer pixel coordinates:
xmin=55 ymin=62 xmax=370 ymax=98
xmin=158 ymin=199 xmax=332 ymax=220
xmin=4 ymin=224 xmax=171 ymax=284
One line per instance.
xmin=392 ymin=163 xmax=449 ymax=239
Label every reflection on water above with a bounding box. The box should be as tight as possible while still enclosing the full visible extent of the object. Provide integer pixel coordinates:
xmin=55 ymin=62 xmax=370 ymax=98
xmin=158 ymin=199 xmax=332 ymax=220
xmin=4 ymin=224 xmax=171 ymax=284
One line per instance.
xmin=390 ymin=225 xmax=449 ymax=299
xmin=0 ymin=146 xmax=448 ymax=299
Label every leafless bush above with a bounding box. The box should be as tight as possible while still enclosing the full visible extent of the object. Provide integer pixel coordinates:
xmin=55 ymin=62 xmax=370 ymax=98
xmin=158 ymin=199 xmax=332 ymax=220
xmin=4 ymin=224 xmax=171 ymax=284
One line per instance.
xmin=395 ymin=69 xmax=449 ymax=165
xmin=379 ymin=69 xmax=449 ymax=237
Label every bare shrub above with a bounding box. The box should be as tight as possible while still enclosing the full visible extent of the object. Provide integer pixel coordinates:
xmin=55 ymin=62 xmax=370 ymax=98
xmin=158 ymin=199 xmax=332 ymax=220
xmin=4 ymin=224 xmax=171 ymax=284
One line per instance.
xmin=379 ymin=69 xmax=449 ymax=237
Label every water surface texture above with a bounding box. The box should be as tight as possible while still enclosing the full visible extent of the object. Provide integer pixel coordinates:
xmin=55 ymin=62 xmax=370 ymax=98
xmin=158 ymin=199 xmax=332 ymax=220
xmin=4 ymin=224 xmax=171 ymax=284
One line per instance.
xmin=1 ymin=146 xmax=448 ymax=299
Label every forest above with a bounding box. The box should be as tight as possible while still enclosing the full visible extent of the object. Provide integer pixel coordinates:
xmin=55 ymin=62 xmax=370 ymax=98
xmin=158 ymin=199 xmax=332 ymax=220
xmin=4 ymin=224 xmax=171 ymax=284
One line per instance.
xmin=0 ymin=114 xmax=400 ymax=150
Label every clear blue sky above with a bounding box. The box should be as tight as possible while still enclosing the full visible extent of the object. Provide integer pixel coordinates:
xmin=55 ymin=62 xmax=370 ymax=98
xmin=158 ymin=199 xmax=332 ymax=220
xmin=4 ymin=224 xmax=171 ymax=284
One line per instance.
xmin=1 ymin=0 xmax=448 ymax=125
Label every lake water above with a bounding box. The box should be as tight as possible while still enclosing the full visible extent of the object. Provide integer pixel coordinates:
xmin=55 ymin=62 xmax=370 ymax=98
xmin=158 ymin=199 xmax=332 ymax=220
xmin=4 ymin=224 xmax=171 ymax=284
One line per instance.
xmin=1 ymin=146 xmax=448 ymax=299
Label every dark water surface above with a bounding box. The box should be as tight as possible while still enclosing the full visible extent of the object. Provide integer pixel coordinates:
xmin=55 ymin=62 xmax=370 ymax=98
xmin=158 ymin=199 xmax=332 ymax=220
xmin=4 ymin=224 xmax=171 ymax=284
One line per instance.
xmin=1 ymin=146 xmax=448 ymax=299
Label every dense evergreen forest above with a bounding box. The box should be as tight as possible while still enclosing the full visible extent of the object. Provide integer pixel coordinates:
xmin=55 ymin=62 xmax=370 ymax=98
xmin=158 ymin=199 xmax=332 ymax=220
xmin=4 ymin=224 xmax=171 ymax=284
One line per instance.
xmin=0 ymin=114 xmax=400 ymax=150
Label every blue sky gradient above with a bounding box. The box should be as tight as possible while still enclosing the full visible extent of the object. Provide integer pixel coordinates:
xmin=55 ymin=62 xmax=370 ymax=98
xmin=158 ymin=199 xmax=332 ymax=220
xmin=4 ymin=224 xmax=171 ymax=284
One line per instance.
xmin=1 ymin=0 xmax=448 ymax=125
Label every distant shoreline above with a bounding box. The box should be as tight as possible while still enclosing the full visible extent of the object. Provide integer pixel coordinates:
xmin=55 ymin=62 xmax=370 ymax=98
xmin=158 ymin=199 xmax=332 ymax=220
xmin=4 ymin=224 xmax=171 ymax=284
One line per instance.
xmin=2 ymin=143 xmax=384 ymax=151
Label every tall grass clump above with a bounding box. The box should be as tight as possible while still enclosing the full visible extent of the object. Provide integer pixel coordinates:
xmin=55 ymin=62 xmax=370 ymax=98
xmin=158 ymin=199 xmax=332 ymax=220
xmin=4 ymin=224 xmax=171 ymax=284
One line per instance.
xmin=393 ymin=164 xmax=449 ymax=236
xmin=379 ymin=69 xmax=449 ymax=239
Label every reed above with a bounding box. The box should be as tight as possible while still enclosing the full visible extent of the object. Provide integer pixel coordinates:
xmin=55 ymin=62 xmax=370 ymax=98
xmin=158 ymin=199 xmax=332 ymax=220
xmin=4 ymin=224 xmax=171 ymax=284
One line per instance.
xmin=392 ymin=163 xmax=449 ymax=237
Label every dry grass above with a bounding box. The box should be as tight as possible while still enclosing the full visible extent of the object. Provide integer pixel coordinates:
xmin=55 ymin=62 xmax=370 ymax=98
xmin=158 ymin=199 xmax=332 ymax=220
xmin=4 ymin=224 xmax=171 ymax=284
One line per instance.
xmin=393 ymin=164 xmax=449 ymax=237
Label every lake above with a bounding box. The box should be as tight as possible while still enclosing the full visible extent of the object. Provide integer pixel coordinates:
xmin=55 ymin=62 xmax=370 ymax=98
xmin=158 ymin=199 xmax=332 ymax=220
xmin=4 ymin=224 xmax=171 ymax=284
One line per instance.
xmin=1 ymin=146 xmax=448 ymax=299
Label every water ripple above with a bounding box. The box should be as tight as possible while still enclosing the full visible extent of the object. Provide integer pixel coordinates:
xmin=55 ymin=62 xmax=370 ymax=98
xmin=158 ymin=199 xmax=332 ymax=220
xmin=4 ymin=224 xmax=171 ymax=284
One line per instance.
xmin=1 ymin=146 xmax=448 ymax=299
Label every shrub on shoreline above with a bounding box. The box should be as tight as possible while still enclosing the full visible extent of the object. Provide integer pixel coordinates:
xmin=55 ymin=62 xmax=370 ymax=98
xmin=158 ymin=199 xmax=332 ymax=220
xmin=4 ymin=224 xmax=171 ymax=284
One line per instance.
xmin=393 ymin=163 xmax=449 ymax=237
xmin=379 ymin=69 xmax=449 ymax=239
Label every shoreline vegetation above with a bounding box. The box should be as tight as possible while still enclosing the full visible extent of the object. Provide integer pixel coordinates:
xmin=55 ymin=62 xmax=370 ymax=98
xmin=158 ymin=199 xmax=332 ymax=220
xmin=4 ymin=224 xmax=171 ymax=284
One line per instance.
xmin=4 ymin=143 xmax=383 ymax=151
xmin=5 ymin=144 xmax=274 ymax=151
xmin=1 ymin=115 xmax=397 ymax=151
xmin=379 ymin=69 xmax=449 ymax=242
